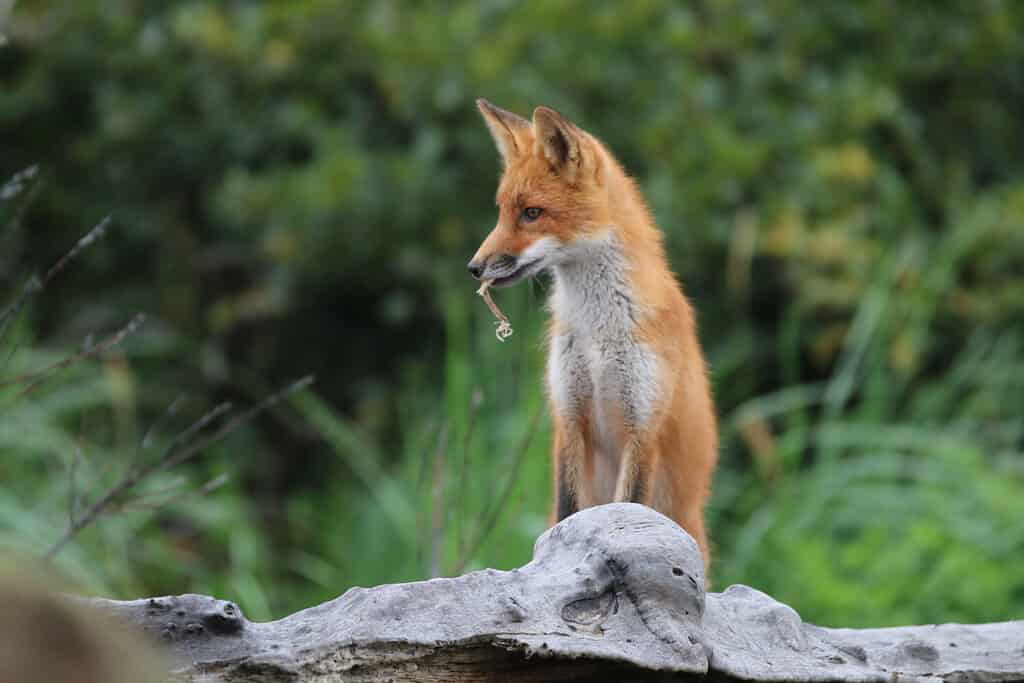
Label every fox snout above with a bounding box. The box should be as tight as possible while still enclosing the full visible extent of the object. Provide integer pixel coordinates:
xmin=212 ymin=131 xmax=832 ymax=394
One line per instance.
xmin=466 ymin=253 xmax=517 ymax=281
xmin=468 ymin=229 xmax=561 ymax=288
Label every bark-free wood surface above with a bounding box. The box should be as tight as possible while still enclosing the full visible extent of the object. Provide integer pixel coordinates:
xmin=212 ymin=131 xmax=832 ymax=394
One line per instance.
xmin=85 ymin=504 xmax=1023 ymax=682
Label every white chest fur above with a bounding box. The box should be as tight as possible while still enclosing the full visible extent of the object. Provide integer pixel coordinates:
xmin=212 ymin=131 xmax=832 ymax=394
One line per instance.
xmin=546 ymin=234 xmax=662 ymax=451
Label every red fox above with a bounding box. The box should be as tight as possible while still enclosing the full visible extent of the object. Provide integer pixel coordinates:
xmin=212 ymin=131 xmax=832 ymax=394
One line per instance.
xmin=468 ymin=100 xmax=718 ymax=574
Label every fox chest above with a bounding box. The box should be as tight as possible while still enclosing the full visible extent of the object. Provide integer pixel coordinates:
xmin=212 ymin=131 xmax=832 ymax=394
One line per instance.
xmin=547 ymin=298 xmax=663 ymax=496
xmin=545 ymin=239 xmax=662 ymax=470
xmin=547 ymin=328 xmax=660 ymax=436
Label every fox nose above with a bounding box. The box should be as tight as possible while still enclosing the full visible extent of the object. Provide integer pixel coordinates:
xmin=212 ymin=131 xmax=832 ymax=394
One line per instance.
xmin=467 ymin=260 xmax=484 ymax=279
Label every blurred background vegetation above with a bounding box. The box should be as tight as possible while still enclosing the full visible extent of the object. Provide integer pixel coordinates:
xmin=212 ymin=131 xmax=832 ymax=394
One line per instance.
xmin=2 ymin=0 xmax=1023 ymax=628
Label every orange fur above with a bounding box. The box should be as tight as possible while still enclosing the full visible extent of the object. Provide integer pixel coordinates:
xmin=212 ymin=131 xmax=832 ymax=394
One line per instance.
xmin=470 ymin=100 xmax=718 ymax=579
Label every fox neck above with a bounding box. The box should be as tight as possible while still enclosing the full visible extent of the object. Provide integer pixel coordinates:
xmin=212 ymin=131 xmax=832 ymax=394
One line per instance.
xmin=550 ymin=176 xmax=667 ymax=337
xmin=550 ymin=232 xmax=634 ymax=338
xmin=550 ymin=228 xmax=664 ymax=341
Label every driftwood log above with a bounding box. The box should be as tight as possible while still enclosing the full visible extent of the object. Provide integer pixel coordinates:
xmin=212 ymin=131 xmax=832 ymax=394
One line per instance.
xmin=85 ymin=503 xmax=1023 ymax=682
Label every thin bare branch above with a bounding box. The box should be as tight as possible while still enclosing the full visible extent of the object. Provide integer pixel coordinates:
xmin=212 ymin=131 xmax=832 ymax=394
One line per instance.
xmin=0 ymin=165 xmax=41 ymax=241
xmin=0 ymin=274 xmax=40 ymax=343
xmin=68 ymin=443 xmax=82 ymax=526
xmin=0 ymin=165 xmax=39 ymax=202
xmin=43 ymin=216 xmax=111 ymax=285
xmin=0 ymin=215 xmax=109 ymax=345
xmin=0 ymin=313 xmax=145 ymax=397
xmin=157 ymin=374 xmax=313 ymax=473
xmin=160 ymin=401 xmax=233 ymax=460
xmin=115 ymin=474 xmax=189 ymax=503
xmin=130 ymin=393 xmax=187 ymax=473
xmin=44 ymin=375 xmax=314 ymax=561
xmin=116 ymin=473 xmax=230 ymax=512
xmin=141 ymin=394 xmax=186 ymax=450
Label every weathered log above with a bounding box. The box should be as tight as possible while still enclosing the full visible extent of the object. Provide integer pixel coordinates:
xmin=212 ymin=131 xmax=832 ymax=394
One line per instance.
xmin=84 ymin=504 xmax=1024 ymax=682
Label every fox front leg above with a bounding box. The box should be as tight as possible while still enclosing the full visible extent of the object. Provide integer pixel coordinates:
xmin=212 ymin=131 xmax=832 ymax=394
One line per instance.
xmin=550 ymin=420 xmax=590 ymax=524
xmin=613 ymin=436 xmax=656 ymax=505
xmin=547 ymin=329 xmax=594 ymax=524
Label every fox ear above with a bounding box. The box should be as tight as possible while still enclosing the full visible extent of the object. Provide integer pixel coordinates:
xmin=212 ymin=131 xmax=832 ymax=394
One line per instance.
xmin=477 ymin=99 xmax=529 ymax=165
xmin=532 ymin=106 xmax=583 ymax=181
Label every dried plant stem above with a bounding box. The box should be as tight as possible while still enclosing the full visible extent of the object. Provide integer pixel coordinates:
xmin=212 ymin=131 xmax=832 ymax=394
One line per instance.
xmin=117 ymin=473 xmax=230 ymax=512
xmin=476 ymin=281 xmax=514 ymax=341
xmin=0 ymin=312 xmax=145 ymax=397
xmin=43 ymin=216 xmax=111 ymax=284
xmin=68 ymin=443 xmax=82 ymax=526
xmin=0 ymin=216 xmax=111 ymax=344
xmin=44 ymin=375 xmax=315 ymax=561
xmin=0 ymin=275 xmax=40 ymax=344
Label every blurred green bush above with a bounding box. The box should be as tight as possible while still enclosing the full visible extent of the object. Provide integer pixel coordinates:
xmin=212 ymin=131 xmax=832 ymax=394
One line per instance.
xmin=1 ymin=0 xmax=1023 ymax=626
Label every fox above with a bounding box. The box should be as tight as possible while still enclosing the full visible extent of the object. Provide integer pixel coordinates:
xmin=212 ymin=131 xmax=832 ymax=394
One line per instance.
xmin=468 ymin=99 xmax=719 ymax=575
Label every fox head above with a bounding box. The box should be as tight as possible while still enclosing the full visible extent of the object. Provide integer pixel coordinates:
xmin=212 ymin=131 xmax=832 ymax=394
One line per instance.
xmin=467 ymin=99 xmax=616 ymax=287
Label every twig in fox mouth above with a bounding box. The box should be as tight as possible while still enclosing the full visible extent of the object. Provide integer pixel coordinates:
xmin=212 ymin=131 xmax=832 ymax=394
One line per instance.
xmin=476 ymin=280 xmax=514 ymax=341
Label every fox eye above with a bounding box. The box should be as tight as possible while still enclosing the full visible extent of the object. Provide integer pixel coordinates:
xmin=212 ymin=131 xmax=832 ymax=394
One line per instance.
xmin=522 ymin=207 xmax=543 ymax=222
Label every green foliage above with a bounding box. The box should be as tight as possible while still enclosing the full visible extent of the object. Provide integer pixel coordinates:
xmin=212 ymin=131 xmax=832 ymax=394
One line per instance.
xmin=285 ymin=282 xmax=551 ymax=596
xmin=2 ymin=1 xmax=1023 ymax=627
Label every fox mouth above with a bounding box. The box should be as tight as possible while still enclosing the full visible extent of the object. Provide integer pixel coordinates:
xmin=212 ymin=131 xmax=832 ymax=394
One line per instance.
xmin=487 ymin=259 xmax=542 ymax=288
